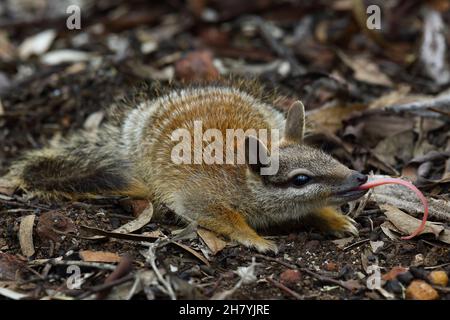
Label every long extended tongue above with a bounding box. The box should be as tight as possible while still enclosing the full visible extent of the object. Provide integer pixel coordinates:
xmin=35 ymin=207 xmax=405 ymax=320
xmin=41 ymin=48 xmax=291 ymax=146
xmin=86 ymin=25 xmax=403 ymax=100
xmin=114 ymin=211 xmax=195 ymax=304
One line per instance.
xmin=356 ymin=178 xmax=429 ymax=240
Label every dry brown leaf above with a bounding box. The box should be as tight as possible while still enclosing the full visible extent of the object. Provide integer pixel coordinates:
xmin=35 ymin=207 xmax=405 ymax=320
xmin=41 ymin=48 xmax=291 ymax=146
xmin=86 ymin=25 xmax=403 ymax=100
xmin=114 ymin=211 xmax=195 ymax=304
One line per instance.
xmin=373 ymin=131 xmax=415 ymax=167
xmin=197 ymin=228 xmax=227 ymax=255
xmin=41 ymin=50 xmax=92 ymax=65
xmin=307 ymin=102 xmax=366 ymax=133
xmin=381 ymin=204 xmax=444 ymax=238
xmin=420 ymin=8 xmax=450 ymax=85
xmin=0 ymin=177 xmax=18 ymax=196
xmin=170 ymin=241 xmax=210 ymax=266
xmin=369 ymin=175 xmax=450 ymax=223
xmin=113 ymin=205 xmax=153 ymax=233
xmin=402 ymin=151 xmax=450 ymax=186
xmin=380 ymin=221 xmax=400 ymax=240
xmin=0 ymin=253 xmax=27 ymax=281
xmin=0 ymin=287 xmax=28 ymax=300
xmin=84 ymin=203 xmax=153 ymax=240
xmin=18 ymin=29 xmax=56 ymax=59
xmin=79 ymin=250 xmax=121 ymax=263
xmin=351 ymin=0 xmax=385 ymax=47
xmin=338 ymin=51 xmax=392 ymax=86
xmin=368 ymin=86 xmax=431 ymax=110
xmin=36 ymin=210 xmax=77 ymax=243
xmin=332 ymin=237 xmax=354 ymax=249
xmin=438 ymin=229 xmax=450 ymax=244
xmin=19 ymin=215 xmax=35 ymax=258
xmin=343 ymin=112 xmax=414 ymax=148
xmin=80 ymin=226 xmax=160 ymax=242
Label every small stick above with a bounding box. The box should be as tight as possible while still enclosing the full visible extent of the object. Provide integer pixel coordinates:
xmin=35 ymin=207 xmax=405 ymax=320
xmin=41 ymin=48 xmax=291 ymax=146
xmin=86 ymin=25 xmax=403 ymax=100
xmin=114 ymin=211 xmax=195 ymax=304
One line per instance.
xmin=265 ymin=277 xmax=303 ymax=300
xmin=144 ymin=240 xmax=177 ymax=300
xmin=299 ymin=268 xmax=358 ymax=292
xmin=254 ymin=254 xmax=296 ymax=269
xmin=343 ymin=238 xmax=370 ymax=251
xmin=29 ymin=259 xmax=117 ymax=271
xmin=382 ymin=95 xmax=450 ymax=120
xmin=96 ymin=255 xmax=133 ymax=299
xmin=383 ymin=95 xmax=450 ymax=113
xmin=76 ymin=274 xmax=135 ymax=300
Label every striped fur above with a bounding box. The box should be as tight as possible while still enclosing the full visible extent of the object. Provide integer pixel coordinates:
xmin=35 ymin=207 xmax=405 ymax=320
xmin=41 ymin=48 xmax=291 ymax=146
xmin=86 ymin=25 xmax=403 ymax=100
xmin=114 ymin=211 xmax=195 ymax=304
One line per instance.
xmin=7 ymin=80 xmax=363 ymax=252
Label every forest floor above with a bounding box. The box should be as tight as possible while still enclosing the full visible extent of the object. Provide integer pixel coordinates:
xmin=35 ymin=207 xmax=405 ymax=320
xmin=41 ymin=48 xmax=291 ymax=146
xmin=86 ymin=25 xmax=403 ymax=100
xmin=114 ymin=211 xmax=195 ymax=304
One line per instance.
xmin=0 ymin=0 xmax=449 ymax=300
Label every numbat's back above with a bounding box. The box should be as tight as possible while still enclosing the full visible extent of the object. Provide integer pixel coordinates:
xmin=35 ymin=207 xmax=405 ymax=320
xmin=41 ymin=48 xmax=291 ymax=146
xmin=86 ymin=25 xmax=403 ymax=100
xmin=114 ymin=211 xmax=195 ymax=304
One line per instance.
xmin=7 ymin=83 xmax=369 ymax=252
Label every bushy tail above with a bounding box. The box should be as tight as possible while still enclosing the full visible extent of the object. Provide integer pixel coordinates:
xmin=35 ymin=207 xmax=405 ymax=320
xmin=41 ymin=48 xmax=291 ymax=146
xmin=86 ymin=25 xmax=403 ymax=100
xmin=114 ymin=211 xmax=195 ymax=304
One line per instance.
xmin=6 ymin=126 xmax=149 ymax=200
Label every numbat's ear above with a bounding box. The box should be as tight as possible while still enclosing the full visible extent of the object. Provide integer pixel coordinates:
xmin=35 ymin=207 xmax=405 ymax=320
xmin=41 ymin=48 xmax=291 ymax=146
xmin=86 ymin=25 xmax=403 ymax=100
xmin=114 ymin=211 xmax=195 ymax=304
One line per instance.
xmin=245 ymin=135 xmax=271 ymax=175
xmin=284 ymin=100 xmax=305 ymax=143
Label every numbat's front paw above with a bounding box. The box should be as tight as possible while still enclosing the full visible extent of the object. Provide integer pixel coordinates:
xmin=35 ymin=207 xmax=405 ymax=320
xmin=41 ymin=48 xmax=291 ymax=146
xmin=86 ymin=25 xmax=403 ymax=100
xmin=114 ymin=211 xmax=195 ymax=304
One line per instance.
xmin=329 ymin=215 xmax=359 ymax=237
xmin=252 ymin=238 xmax=278 ymax=253
xmin=236 ymin=236 xmax=278 ymax=253
xmin=314 ymin=207 xmax=359 ymax=237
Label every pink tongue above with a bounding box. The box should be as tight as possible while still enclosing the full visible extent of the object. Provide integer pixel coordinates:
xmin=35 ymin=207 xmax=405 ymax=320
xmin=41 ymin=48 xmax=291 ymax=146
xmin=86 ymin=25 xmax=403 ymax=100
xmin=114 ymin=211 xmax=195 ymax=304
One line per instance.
xmin=356 ymin=178 xmax=429 ymax=240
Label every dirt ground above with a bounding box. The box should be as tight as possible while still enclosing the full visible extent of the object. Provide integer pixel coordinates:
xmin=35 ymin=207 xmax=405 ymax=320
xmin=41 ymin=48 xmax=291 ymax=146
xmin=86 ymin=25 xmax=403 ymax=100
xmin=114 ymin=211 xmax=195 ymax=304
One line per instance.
xmin=0 ymin=0 xmax=449 ymax=300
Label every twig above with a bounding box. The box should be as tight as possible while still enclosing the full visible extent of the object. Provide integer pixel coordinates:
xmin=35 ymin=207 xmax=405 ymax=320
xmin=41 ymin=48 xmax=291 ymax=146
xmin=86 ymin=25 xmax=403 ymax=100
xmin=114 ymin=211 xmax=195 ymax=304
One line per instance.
xmin=96 ymin=255 xmax=133 ymax=299
xmin=350 ymin=189 xmax=372 ymax=219
xmin=28 ymin=259 xmax=117 ymax=271
xmin=142 ymin=239 xmax=177 ymax=300
xmin=204 ymin=275 xmax=224 ymax=297
xmin=0 ymin=198 xmax=50 ymax=210
xmin=299 ymin=268 xmax=358 ymax=292
xmin=254 ymin=254 xmax=296 ymax=269
xmin=424 ymin=262 xmax=450 ymax=270
xmin=75 ymin=274 xmax=135 ymax=300
xmin=382 ymin=95 xmax=450 ymax=120
xmin=265 ymin=277 xmax=303 ymax=299
xmin=343 ymin=238 xmax=370 ymax=251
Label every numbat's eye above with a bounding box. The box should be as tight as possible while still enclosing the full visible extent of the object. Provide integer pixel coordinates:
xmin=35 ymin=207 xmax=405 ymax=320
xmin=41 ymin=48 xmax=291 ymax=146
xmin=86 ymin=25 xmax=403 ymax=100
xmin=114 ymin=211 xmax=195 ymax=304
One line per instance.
xmin=291 ymin=174 xmax=311 ymax=187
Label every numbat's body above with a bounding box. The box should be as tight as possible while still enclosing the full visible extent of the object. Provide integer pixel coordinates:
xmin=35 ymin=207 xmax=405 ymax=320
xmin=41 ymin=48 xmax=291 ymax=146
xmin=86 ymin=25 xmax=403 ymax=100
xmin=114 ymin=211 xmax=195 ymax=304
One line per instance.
xmin=7 ymin=82 xmax=369 ymax=252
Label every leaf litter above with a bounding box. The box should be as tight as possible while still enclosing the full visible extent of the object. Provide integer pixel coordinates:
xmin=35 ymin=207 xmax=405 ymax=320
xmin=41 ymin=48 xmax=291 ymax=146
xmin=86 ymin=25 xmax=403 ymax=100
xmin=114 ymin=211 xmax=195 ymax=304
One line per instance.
xmin=0 ymin=0 xmax=449 ymax=300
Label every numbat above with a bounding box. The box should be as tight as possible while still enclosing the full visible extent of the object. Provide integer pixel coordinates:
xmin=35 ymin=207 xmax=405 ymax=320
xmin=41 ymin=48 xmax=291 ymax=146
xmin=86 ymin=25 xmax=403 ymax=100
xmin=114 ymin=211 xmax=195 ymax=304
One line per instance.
xmin=7 ymin=81 xmax=368 ymax=253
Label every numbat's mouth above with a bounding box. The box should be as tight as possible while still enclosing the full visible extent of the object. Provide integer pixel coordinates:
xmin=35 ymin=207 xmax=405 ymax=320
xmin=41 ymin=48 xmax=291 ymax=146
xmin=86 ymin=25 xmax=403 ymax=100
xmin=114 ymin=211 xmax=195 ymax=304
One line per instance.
xmin=335 ymin=188 xmax=368 ymax=201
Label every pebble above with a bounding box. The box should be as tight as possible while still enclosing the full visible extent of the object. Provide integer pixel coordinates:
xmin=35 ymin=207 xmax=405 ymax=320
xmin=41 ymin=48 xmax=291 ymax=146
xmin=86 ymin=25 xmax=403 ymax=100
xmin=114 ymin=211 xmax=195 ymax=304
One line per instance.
xmin=382 ymin=266 xmax=408 ymax=281
xmin=175 ymin=50 xmax=219 ymax=82
xmin=304 ymin=240 xmax=320 ymax=251
xmin=279 ymin=269 xmax=302 ymax=286
xmin=406 ymin=280 xmax=439 ymax=300
xmin=323 ymin=261 xmax=338 ymax=272
xmin=338 ymin=265 xmax=354 ymax=280
xmin=412 ymin=253 xmax=424 ymax=266
xmin=385 ymin=280 xmax=403 ymax=294
xmin=409 ymin=266 xmax=428 ymax=280
xmin=369 ymin=231 xmax=379 ymax=241
xmin=428 ymin=270 xmax=448 ymax=287
xmin=397 ymin=271 xmax=414 ymax=285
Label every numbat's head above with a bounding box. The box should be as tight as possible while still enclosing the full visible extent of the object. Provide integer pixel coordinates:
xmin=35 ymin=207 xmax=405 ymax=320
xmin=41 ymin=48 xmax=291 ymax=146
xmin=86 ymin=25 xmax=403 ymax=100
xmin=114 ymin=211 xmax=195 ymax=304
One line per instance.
xmin=244 ymin=101 xmax=368 ymax=214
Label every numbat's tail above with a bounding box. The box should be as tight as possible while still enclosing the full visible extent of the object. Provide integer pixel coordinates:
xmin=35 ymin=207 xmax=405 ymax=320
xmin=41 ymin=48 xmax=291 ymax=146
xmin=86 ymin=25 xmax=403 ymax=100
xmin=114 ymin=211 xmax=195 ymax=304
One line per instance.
xmin=6 ymin=126 xmax=149 ymax=200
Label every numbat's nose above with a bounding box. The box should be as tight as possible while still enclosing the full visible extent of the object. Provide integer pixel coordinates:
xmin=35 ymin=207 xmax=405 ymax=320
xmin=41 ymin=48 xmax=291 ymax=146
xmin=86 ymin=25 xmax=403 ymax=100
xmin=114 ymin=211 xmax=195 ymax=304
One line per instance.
xmin=349 ymin=171 xmax=368 ymax=186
